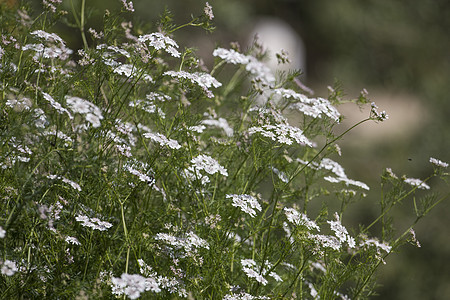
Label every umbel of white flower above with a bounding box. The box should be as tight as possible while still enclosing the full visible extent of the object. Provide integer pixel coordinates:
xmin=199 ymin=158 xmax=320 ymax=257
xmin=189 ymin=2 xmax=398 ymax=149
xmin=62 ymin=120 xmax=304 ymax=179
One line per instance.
xmin=226 ymin=194 xmax=262 ymax=217
xmin=184 ymin=154 xmax=228 ymax=185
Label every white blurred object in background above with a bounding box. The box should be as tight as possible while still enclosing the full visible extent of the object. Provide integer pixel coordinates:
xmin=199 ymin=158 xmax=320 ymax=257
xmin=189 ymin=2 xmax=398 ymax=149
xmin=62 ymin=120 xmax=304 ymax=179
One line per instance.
xmin=248 ymin=17 xmax=306 ymax=76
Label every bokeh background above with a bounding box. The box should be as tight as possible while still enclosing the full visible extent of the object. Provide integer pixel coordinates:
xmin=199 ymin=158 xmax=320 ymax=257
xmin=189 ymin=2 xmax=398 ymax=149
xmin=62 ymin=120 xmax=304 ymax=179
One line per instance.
xmin=20 ymin=0 xmax=450 ymax=298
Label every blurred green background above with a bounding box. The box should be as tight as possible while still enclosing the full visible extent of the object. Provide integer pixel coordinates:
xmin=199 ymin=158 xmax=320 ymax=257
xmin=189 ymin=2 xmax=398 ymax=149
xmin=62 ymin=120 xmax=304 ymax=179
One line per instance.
xmin=21 ymin=0 xmax=450 ymax=298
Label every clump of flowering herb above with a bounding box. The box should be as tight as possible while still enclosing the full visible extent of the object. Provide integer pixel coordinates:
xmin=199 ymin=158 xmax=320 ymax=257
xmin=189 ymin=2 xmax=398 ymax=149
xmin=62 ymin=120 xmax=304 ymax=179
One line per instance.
xmin=0 ymin=1 xmax=447 ymax=299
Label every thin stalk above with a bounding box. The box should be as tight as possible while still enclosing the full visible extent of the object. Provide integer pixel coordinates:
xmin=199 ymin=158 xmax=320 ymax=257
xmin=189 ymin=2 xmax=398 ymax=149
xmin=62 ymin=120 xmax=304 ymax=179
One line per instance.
xmin=80 ymin=0 xmax=88 ymax=48
xmin=365 ymin=174 xmax=434 ymax=231
xmin=285 ymin=118 xmax=371 ymax=190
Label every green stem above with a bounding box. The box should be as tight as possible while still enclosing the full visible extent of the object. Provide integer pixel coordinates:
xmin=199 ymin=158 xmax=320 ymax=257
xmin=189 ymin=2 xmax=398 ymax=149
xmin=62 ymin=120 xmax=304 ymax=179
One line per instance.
xmin=365 ymin=174 xmax=434 ymax=232
xmin=285 ymin=118 xmax=371 ymax=190
xmin=80 ymin=0 xmax=88 ymax=48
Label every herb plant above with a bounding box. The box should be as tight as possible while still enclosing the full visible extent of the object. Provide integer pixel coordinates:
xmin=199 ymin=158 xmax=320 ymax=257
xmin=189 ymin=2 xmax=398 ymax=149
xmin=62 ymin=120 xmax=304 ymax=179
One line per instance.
xmin=0 ymin=1 xmax=448 ymax=299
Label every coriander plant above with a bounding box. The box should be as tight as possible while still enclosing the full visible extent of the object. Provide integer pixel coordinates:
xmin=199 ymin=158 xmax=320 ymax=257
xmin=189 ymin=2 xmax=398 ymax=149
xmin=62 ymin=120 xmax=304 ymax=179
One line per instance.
xmin=0 ymin=1 xmax=448 ymax=299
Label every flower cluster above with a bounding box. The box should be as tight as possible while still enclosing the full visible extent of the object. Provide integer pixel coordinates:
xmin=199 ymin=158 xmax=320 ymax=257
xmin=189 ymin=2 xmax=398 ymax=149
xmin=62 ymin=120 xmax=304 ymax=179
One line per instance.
xmin=1 ymin=260 xmax=18 ymax=276
xmin=201 ymin=117 xmax=234 ymax=137
xmin=274 ymin=88 xmax=341 ymax=122
xmin=403 ymin=177 xmax=430 ymax=190
xmin=164 ymin=70 xmax=222 ymax=98
xmin=203 ymin=2 xmax=214 ymax=20
xmin=124 ymin=160 xmax=155 ymax=185
xmin=223 ymin=292 xmax=269 ymax=300
xmin=65 ymin=96 xmax=104 ymax=128
xmin=75 ymin=214 xmax=113 ymax=231
xmin=327 ymin=213 xmax=356 ymax=248
xmin=138 ymin=32 xmax=180 ymax=57
xmin=143 ymin=132 xmax=181 ymax=149
xmin=248 ymin=124 xmax=313 ymax=147
xmin=42 ymin=92 xmax=73 ymax=120
xmin=46 ymin=174 xmax=82 ymax=192
xmin=22 ymin=30 xmax=72 ymax=61
xmin=226 ymin=194 xmax=262 ymax=218
xmin=183 ymin=154 xmax=228 ymax=185
xmin=155 ymin=231 xmax=209 ymax=255
xmin=370 ymin=102 xmax=389 ymax=122
xmin=240 ymin=258 xmax=282 ymax=286
xmin=213 ymin=47 xmax=275 ymax=86
xmin=111 ymin=273 xmax=160 ymax=299
xmin=284 ymin=207 xmax=319 ymax=231
xmin=120 ymin=0 xmax=135 ymax=12
xmin=430 ymin=157 xmax=449 ymax=168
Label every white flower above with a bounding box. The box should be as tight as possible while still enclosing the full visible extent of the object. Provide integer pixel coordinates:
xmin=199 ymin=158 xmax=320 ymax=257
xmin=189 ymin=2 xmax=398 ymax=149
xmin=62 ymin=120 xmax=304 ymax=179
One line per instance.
xmin=41 ymin=130 xmax=73 ymax=146
xmin=306 ymin=281 xmax=318 ymax=298
xmin=46 ymin=174 xmax=81 ymax=191
xmin=65 ymin=96 xmax=103 ymax=128
xmin=430 ymin=157 xmax=449 ymax=168
xmin=213 ymin=48 xmax=251 ymax=65
xmin=274 ymin=88 xmax=310 ymax=102
xmin=360 ymin=238 xmax=392 ymax=253
xmin=370 ymin=102 xmax=389 ymax=121
xmin=164 ymin=70 xmax=221 ymax=98
xmin=269 ymin=271 xmax=283 ymax=282
xmin=403 ymin=177 xmax=430 ymax=190
xmin=5 ymin=97 xmax=32 ymax=111
xmin=146 ymin=92 xmax=171 ymax=102
xmin=65 ymin=96 xmax=90 ymax=114
xmin=182 ymin=166 xmax=210 ymax=185
xmin=240 ymin=259 xmax=257 ymax=268
xmin=223 ymin=292 xmax=270 ymax=300
xmin=138 ymin=32 xmax=180 ymax=57
xmin=116 ymin=144 xmax=132 ymax=157
xmin=129 ymin=99 xmax=165 ymax=118
xmin=188 ymin=125 xmax=206 ymax=133
xmin=385 ymin=167 xmax=398 ymax=179
xmin=226 ymin=194 xmax=262 ymax=218
xmin=111 ymin=273 xmax=160 ymax=299
xmin=320 ymin=158 xmax=370 ymax=190
xmin=96 ymin=44 xmax=130 ymax=58
xmin=308 ymin=233 xmax=341 ymax=251
xmin=1 ymin=260 xmax=18 ymax=276
xmin=0 ymin=226 xmax=5 ymax=238
xmin=124 ymin=160 xmax=155 ymax=185
xmin=283 ymin=207 xmax=319 ymax=231
xmin=33 ymin=108 xmax=47 ymax=128
xmin=201 ymin=117 xmax=234 ymax=136
xmin=155 ymin=231 xmax=209 ymax=253
xmin=242 ymin=267 xmax=268 ymax=286
xmin=143 ymin=132 xmax=181 ymax=149
xmin=248 ymin=124 xmax=313 ymax=147
xmin=327 ymin=213 xmax=355 ymax=248
xmin=75 ymin=214 xmax=112 ymax=231
xmin=190 ymin=154 xmax=228 ymax=177
xmin=311 ymin=261 xmax=327 ymax=273
xmin=204 ymin=2 xmax=214 ymax=20
xmin=324 ymin=176 xmax=370 ymax=190
xmin=120 ymin=0 xmax=134 ymax=12
xmin=185 ymin=231 xmax=210 ymax=250
xmin=271 ymin=167 xmax=289 ymax=183
xmin=113 ymin=64 xmax=153 ymax=82
xmin=42 ymin=92 xmax=73 ymax=119
xmin=289 ymin=97 xmax=341 ymax=123
xmin=30 ymin=30 xmax=65 ymax=44
xmin=23 ymin=31 xmax=73 ymax=60
xmin=245 ymin=57 xmax=275 ymax=86
xmin=65 ymin=236 xmax=81 ymax=245
xmin=240 ymin=258 xmax=280 ymax=287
